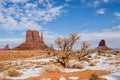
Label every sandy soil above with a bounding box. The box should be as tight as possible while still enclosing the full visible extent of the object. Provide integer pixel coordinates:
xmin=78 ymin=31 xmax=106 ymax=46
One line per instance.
xmin=114 ymin=62 xmax=120 ymax=64
xmin=26 ymin=69 xmax=110 ymax=80
xmin=0 ymin=50 xmax=50 ymax=61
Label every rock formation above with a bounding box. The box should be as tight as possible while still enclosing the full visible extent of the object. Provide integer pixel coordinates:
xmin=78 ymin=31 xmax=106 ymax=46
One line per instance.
xmin=13 ymin=30 xmax=48 ymax=50
xmin=0 ymin=44 xmax=10 ymax=50
xmin=97 ymin=39 xmax=111 ymax=50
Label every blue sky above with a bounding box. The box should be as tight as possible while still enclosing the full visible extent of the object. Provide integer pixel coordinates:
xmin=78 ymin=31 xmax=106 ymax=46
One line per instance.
xmin=0 ymin=0 xmax=120 ymax=49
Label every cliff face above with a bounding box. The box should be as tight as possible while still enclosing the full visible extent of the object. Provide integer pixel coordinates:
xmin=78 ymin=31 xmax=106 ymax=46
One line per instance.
xmin=13 ymin=30 xmax=48 ymax=50
xmin=97 ymin=39 xmax=112 ymax=50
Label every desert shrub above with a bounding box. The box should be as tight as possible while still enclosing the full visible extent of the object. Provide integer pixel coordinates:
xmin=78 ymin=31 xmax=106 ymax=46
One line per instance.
xmin=107 ymin=54 xmax=112 ymax=57
xmin=107 ymin=57 xmax=113 ymax=60
xmin=89 ymin=61 xmax=97 ymax=66
xmin=35 ymin=65 xmax=42 ymax=68
xmin=83 ymin=58 xmax=90 ymax=61
xmin=15 ymin=65 xmax=23 ymax=70
xmin=87 ymin=55 xmax=92 ymax=58
xmin=71 ymin=64 xmax=84 ymax=69
xmin=89 ymin=73 xmax=99 ymax=80
xmin=0 ymin=63 xmax=9 ymax=72
xmin=43 ymin=65 xmax=63 ymax=73
xmin=7 ymin=69 xmax=22 ymax=77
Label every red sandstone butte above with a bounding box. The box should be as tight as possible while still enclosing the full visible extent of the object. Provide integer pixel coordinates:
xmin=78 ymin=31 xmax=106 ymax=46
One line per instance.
xmin=0 ymin=44 xmax=10 ymax=50
xmin=97 ymin=39 xmax=112 ymax=50
xmin=13 ymin=30 xmax=48 ymax=50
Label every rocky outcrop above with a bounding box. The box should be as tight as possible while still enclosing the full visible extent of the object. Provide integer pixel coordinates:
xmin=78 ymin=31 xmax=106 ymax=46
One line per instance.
xmin=13 ymin=30 xmax=48 ymax=50
xmin=97 ymin=39 xmax=111 ymax=50
xmin=26 ymin=30 xmax=43 ymax=43
xmin=0 ymin=44 xmax=10 ymax=50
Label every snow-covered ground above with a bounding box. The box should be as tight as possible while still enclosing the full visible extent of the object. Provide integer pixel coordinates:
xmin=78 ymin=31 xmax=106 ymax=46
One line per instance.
xmin=0 ymin=53 xmax=120 ymax=80
xmin=101 ymin=72 xmax=120 ymax=80
xmin=9 ymin=68 xmax=42 ymax=79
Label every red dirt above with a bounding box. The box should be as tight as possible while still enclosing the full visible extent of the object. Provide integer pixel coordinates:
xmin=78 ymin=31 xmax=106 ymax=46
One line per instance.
xmin=114 ymin=62 xmax=120 ymax=64
xmin=0 ymin=50 xmax=50 ymax=61
xmin=26 ymin=69 xmax=110 ymax=80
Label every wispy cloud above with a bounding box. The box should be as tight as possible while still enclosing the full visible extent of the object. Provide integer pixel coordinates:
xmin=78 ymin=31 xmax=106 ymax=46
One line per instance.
xmin=80 ymin=0 xmax=100 ymax=7
xmin=114 ymin=12 xmax=120 ymax=17
xmin=96 ymin=8 xmax=105 ymax=14
xmin=0 ymin=38 xmax=24 ymax=48
xmin=80 ymin=0 xmax=113 ymax=8
xmin=102 ymin=25 xmax=120 ymax=31
xmin=93 ymin=0 xmax=100 ymax=7
xmin=103 ymin=0 xmax=109 ymax=3
xmin=65 ymin=0 xmax=73 ymax=2
xmin=0 ymin=0 xmax=66 ymax=31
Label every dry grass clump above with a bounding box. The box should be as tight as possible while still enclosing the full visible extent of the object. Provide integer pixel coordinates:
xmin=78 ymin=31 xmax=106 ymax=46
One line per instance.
xmin=89 ymin=61 xmax=97 ymax=66
xmin=89 ymin=73 xmax=107 ymax=80
xmin=0 ymin=62 xmax=23 ymax=77
xmin=4 ymin=69 xmax=22 ymax=77
xmin=0 ymin=61 xmax=25 ymax=72
xmin=0 ymin=63 xmax=9 ymax=72
xmin=106 ymin=54 xmax=112 ymax=57
xmin=15 ymin=65 xmax=23 ymax=70
xmin=112 ymin=51 xmax=120 ymax=55
xmin=87 ymin=55 xmax=92 ymax=58
xmin=71 ymin=63 xmax=84 ymax=69
xmin=42 ymin=64 xmax=63 ymax=73
xmin=35 ymin=65 xmax=42 ymax=68
xmin=107 ymin=57 xmax=113 ymax=60
xmin=89 ymin=73 xmax=99 ymax=80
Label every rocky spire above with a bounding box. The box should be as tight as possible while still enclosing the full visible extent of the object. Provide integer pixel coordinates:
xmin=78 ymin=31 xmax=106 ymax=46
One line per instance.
xmin=40 ymin=32 xmax=43 ymax=42
xmin=33 ymin=30 xmax=40 ymax=43
xmin=26 ymin=30 xmax=33 ymax=42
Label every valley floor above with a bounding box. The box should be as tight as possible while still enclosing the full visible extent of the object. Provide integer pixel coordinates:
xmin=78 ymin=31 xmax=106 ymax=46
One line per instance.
xmin=0 ymin=50 xmax=120 ymax=80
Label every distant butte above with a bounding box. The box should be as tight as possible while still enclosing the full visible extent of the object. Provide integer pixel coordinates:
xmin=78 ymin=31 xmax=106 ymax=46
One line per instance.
xmin=97 ymin=39 xmax=112 ymax=50
xmin=0 ymin=44 xmax=10 ymax=50
xmin=13 ymin=30 xmax=48 ymax=50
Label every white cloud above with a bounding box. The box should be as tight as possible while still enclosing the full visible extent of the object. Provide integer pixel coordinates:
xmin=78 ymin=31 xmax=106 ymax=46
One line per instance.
xmin=102 ymin=25 xmax=120 ymax=31
xmin=5 ymin=0 xmax=28 ymax=3
xmin=96 ymin=8 xmax=105 ymax=14
xmin=103 ymin=0 xmax=109 ymax=3
xmin=80 ymin=0 xmax=113 ymax=8
xmin=0 ymin=38 xmax=24 ymax=48
xmin=80 ymin=0 xmax=101 ymax=7
xmin=81 ymin=0 xmax=101 ymax=7
xmin=93 ymin=0 xmax=100 ymax=7
xmin=65 ymin=0 xmax=73 ymax=2
xmin=0 ymin=0 xmax=66 ymax=31
xmin=114 ymin=12 xmax=120 ymax=17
